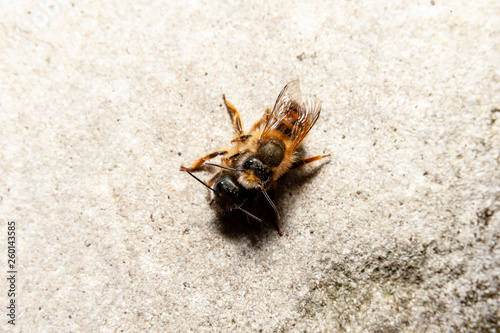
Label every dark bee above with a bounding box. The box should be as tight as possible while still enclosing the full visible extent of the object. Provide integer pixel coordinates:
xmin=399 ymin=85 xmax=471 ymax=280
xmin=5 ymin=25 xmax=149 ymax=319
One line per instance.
xmin=182 ymin=169 xmax=262 ymax=224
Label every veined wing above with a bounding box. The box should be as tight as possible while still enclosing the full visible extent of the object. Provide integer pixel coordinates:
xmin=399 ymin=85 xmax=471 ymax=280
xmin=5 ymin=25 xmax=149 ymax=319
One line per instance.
xmin=260 ymin=81 xmax=322 ymax=151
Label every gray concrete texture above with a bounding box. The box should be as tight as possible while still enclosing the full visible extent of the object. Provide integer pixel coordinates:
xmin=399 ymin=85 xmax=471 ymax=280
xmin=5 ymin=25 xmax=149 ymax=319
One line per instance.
xmin=1 ymin=0 xmax=499 ymax=331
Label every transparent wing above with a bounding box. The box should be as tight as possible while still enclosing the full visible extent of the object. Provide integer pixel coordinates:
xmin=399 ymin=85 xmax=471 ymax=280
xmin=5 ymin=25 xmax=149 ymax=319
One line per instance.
xmin=260 ymin=81 xmax=322 ymax=151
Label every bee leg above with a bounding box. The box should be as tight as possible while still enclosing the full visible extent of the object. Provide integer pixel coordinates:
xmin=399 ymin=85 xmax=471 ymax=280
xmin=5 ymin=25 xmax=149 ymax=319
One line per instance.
xmin=206 ymin=171 xmax=224 ymax=187
xmin=222 ymin=94 xmax=243 ymax=135
xmin=232 ymin=107 xmax=269 ymax=142
xmin=272 ymin=212 xmax=283 ymax=236
xmin=291 ymin=154 xmax=331 ymax=169
xmin=180 ymin=150 xmax=227 ymax=172
xmin=245 ymin=197 xmax=257 ymax=226
xmin=229 ymin=106 xmax=270 ymax=142
xmin=249 ymin=107 xmax=271 ymax=132
xmin=244 ymin=195 xmax=265 ymax=231
xmin=231 ymin=134 xmax=252 ymax=143
xmin=269 ymin=190 xmax=283 ymax=236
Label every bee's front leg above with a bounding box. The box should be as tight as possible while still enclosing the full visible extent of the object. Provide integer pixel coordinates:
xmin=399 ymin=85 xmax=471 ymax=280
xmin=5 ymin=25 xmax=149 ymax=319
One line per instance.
xmin=180 ymin=150 xmax=227 ymax=172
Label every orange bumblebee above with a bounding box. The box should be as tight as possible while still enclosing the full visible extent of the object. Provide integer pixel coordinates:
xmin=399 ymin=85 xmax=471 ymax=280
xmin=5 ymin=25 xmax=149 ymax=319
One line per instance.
xmin=181 ymin=81 xmax=330 ymax=235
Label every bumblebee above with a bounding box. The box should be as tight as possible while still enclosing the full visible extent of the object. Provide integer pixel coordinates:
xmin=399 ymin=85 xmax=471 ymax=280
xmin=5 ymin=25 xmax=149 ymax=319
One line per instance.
xmin=227 ymin=80 xmax=330 ymax=190
xmin=180 ymin=93 xmax=271 ymax=231
xmin=181 ymin=81 xmax=329 ymax=235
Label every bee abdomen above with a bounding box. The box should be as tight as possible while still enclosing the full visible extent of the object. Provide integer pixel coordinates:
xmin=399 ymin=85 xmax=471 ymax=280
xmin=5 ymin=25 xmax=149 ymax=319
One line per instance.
xmin=276 ymin=102 xmax=301 ymax=136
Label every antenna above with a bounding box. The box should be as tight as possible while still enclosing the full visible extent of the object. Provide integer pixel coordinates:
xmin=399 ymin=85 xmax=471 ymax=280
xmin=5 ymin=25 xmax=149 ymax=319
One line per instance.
xmin=205 ymin=163 xmax=243 ymax=172
xmin=183 ymin=168 xmax=264 ymax=225
xmin=184 ymin=171 xmax=215 ymax=192
xmin=261 ymin=187 xmax=280 ymax=221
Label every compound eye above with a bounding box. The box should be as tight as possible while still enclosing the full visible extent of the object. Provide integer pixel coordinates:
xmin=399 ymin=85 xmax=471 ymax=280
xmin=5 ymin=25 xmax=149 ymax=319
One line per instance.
xmin=243 ymin=157 xmax=257 ymax=170
xmin=214 ymin=177 xmax=231 ymax=195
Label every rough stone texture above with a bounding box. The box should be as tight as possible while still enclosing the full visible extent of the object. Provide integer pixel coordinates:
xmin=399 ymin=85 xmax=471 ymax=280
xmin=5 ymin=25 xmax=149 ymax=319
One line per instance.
xmin=1 ymin=0 xmax=499 ymax=331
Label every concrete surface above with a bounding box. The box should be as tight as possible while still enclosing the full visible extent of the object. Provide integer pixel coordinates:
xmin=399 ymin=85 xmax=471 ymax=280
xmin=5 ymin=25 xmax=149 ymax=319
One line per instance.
xmin=1 ymin=0 xmax=499 ymax=331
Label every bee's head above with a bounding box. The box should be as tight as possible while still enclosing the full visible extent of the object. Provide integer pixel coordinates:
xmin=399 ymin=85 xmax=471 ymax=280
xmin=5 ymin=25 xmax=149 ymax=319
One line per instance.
xmin=184 ymin=164 xmax=278 ymax=228
xmin=209 ymin=172 xmax=263 ymax=222
xmin=212 ymin=173 xmax=246 ymax=209
xmin=239 ymin=156 xmax=273 ymax=189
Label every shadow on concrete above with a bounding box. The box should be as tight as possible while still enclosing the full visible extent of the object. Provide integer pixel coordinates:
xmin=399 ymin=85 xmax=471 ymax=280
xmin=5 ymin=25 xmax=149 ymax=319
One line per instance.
xmin=213 ymin=158 xmax=330 ymax=246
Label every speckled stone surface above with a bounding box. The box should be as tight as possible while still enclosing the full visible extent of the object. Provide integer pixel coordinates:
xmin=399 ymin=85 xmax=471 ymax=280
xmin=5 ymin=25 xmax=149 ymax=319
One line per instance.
xmin=1 ymin=1 xmax=499 ymax=331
